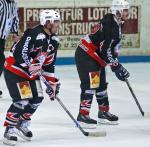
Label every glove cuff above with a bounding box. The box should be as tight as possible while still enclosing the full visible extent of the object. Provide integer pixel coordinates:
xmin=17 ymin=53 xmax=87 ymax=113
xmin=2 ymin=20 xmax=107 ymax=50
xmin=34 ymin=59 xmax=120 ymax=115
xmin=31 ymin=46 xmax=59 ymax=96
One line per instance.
xmin=111 ymin=63 xmax=121 ymax=72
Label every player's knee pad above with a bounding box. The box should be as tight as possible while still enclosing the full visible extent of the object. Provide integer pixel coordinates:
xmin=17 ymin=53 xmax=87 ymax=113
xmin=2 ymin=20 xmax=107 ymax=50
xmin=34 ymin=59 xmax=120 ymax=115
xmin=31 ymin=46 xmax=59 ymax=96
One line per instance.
xmin=96 ymin=83 xmax=108 ymax=99
xmin=20 ymin=98 xmax=44 ymax=121
xmin=29 ymin=102 xmax=41 ymax=110
xmin=29 ymin=97 xmax=44 ymax=110
xmin=13 ymin=100 xmax=29 ymax=110
xmin=81 ymin=89 xmax=95 ymax=98
xmin=80 ymin=89 xmax=95 ymax=102
xmin=96 ymin=89 xmax=108 ymax=99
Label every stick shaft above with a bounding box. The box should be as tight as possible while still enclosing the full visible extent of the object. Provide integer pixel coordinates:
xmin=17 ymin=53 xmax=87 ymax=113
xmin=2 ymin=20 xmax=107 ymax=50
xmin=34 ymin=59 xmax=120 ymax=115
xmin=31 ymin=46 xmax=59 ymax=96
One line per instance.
xmin=40 ymin=74 xmax=89 ymax=136
xmin=56 ymin=96 xmax=89 ymax=136
xmin=125 ymin=79 xmax=144 ymax=116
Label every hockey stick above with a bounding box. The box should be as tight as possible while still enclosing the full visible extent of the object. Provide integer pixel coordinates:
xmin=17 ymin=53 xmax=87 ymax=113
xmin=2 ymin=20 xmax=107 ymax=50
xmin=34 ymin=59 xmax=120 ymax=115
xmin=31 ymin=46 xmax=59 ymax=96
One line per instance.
xmin=39 ymin=73 xmax=106 ymax=137
xmin=125 ymin=78 xmax=150 ymax=117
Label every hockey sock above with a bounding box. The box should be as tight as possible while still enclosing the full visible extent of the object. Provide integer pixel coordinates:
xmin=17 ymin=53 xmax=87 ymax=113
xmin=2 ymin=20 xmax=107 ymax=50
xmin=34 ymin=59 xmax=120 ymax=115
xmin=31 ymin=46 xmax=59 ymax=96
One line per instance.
xmin=96 ymin=89 xmax=109 ymax=112
xmin=4 ymin=100 xmax=29 ymax=126
xmin=79 ymin=90 xmax=94 ymax=116
xmin=20 ymin=102 xmax=41 ymax=121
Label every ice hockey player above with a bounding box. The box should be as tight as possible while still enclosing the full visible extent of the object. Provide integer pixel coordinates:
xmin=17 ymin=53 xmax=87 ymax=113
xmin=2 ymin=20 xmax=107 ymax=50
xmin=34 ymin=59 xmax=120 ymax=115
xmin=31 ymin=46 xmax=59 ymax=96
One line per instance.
xmin=3 ymin=9 xmax=61 ymax=146
xmin=75 ymin=0 xmax=130 ymax=128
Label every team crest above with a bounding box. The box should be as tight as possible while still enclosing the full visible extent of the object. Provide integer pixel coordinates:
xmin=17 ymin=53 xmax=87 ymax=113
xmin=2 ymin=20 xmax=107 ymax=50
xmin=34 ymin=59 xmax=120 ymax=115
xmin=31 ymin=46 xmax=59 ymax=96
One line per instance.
xmin=17 ymin=81 xmax=33 ymax=99
xmin=89 ymin=71 xmax=100 ymax=89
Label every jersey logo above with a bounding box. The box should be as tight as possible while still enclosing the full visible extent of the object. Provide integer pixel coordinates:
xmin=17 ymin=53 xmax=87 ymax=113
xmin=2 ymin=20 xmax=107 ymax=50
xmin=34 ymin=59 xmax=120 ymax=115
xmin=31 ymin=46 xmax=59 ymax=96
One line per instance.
xmin=33 ymin=52 xmax=48 ymax=64
xmin=44 ymin=53 xmax=55 ymax=65
xmin=36 ymin=33 xmax=46 ymax=40
xmin=47 ymin=44 xmax=55 ymax=53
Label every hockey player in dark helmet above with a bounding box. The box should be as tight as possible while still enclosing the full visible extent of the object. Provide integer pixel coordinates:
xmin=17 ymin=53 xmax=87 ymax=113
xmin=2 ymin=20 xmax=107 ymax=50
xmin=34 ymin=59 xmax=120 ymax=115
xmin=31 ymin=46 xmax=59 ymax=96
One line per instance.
xmin=3 ymin=9 xmax=61 ymax=146
xmin=75 ymin=0 xmax=130 ymax=128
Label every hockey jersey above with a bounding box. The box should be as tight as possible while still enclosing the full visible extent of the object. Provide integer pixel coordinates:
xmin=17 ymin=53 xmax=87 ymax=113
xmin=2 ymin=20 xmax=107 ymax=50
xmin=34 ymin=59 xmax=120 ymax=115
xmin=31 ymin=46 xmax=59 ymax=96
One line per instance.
xmin=5 ymin=25 xmax=59 ymax=81
xmin=79 ymin=13 xmax=123 ymax=67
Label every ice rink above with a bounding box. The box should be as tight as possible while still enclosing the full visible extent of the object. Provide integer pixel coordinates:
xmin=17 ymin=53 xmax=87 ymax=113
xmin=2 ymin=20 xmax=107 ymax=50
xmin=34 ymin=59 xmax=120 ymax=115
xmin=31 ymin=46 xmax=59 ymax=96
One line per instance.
xmin=0 ymin=63 xmax=150 ymax=147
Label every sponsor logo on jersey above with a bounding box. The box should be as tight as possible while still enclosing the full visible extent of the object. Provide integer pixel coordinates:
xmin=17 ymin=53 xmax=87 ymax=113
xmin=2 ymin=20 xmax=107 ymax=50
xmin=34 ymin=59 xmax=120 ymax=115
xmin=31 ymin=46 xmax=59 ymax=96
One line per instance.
xmin=107 ymin=40 xmax=119 ymax=66
xmin=22 ymin=37 xmax=31 ymax=65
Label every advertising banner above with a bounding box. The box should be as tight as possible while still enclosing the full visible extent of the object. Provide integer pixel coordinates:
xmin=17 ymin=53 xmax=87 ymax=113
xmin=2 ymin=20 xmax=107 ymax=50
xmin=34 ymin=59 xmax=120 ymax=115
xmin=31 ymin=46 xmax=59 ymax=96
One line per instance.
xmin=6 ymin=6 xmax=140 ymax=50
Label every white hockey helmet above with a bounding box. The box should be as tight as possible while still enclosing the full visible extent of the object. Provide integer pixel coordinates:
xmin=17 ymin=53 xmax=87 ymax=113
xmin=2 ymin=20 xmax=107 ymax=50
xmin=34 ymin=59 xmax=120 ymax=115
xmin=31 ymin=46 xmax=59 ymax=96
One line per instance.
xmin=111 ymin=0 xmax=130 ymax=16
xmin=40 ymin=9 xmax=60 ymax=26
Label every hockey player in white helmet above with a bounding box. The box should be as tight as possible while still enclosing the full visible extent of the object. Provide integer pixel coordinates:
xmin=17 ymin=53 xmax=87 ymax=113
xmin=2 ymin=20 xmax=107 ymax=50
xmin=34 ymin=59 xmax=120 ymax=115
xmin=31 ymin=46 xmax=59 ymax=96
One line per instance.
xmin=3 ymin=9 xmax=61 ymax=145
xmin=40 ymin=9 xmax=61 ymax=33
xmin=75 ymin=0 xmax=130 ymax=128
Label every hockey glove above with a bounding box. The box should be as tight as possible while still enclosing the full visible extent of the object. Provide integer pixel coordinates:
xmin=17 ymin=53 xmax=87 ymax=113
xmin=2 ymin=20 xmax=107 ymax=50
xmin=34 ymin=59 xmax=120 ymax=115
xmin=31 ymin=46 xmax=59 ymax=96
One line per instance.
xmin=46 ymin=79 xmax=60 ymax=101
xmin=28 ymin=63 xmax=42 ymax=76
xmin=111 ymin=64 xmax=130 ymax=81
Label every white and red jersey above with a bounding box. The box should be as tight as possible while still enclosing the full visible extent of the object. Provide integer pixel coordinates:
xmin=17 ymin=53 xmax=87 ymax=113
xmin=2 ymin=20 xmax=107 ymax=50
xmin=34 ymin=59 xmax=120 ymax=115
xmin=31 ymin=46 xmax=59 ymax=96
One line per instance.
xmin=5 ymin=25 xmax=59 ymax=81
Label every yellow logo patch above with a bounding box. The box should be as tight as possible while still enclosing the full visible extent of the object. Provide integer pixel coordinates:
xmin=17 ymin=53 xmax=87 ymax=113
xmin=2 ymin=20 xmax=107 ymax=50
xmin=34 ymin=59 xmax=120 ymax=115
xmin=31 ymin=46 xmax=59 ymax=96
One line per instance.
xmin=89 ymin=71 xmax=100 ymax=89
xmin=17 ymin=81 xmax=33 ymax=99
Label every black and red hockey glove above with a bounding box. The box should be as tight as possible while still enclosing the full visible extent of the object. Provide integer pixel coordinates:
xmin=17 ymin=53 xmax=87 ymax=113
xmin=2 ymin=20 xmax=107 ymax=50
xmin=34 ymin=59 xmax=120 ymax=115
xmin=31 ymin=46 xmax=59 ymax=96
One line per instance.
xmin=45 ymin=79 xmax=60 ymax=101
xmin=111 ymin=64 xmax=130 ymax=81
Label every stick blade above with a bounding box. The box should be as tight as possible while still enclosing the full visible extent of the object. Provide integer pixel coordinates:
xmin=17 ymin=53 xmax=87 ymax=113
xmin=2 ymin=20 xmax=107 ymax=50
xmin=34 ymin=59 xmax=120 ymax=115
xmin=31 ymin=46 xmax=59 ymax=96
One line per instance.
xmin=87 ymin=131 xmax=106 ymax=137
xmin=144 ymin=112 xmax=150 ymax=118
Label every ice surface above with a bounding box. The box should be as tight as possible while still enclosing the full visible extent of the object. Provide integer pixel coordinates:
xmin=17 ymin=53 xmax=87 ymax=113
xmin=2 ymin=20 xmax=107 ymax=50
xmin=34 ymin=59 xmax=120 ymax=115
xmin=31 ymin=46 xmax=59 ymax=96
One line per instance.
xmin=0 ymin=63 xmax=150 ymax=147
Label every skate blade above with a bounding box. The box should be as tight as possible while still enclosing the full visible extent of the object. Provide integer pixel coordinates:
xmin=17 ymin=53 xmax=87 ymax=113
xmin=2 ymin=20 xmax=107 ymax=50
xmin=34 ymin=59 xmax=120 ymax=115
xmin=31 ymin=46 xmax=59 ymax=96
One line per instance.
xmin=77 ymin=121 xmax=97 ymax=129
xmin=17 ymin=131 xmax=32 ymax=141
xmin=98 ymin=118 xmax=119 ymax=125
xmin=3 ymin=138 xmax=17 ymax=146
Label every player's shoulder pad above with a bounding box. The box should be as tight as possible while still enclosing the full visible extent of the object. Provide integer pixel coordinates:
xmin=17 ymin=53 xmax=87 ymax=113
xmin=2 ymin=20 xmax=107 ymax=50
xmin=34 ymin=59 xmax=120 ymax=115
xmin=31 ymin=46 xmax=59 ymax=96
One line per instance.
xmin=25 ymin=25 xmax=44 ymax=39
xmin=100 ymin=13 xmax=114 ymax=24
xmin=51 ymin=34 xmax=60 ymax=43
xmin=23 ymin=28 xmax=32 ymax=36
